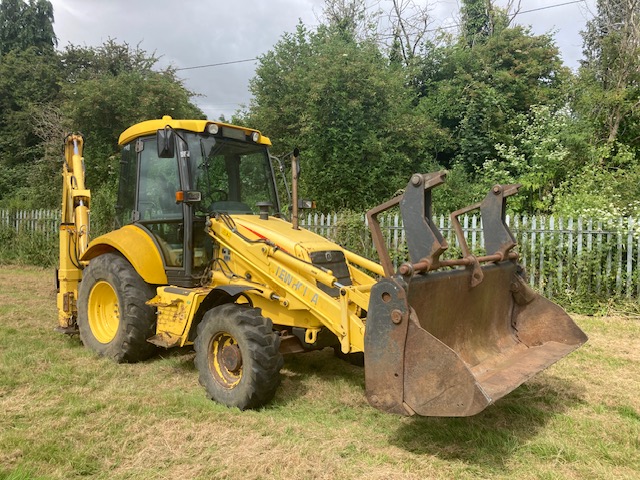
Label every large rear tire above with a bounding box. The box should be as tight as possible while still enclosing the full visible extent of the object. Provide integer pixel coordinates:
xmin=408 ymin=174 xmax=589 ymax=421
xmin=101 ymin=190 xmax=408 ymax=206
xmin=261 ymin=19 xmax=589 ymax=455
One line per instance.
xmin=77 ymin=253 xmax=157 ymax=363
xmin=194 ymin=304 xmax=283 ymax=410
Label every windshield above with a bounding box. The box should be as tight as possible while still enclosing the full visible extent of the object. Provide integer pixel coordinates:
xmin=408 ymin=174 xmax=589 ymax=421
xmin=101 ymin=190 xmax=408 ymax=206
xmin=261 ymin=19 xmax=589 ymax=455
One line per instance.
xmin=185 ymin=133 xmax=279 ymax=215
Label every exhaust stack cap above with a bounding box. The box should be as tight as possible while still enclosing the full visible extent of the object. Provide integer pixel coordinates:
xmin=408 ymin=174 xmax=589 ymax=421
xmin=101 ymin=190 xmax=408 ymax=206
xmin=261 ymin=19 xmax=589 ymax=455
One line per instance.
xmin=256 ymin=202 xmax=272 ymax=220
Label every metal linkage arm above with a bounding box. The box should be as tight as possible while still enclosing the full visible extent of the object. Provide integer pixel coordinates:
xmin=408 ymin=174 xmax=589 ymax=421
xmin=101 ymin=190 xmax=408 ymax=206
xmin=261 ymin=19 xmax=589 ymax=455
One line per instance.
xmin=450 ymin=183 xmax=520 ymax=260
xmin=366 ymin=172 xmax=448 ymax=277
xmin=400 ymin=172 xmax=449 ymax=268
xmin=480 ymin=184 xmax=520 ymax=260
xmin=367 ymin=173 xmax=520 ymax=287
xmin=447 ymin=183 xmax=520 ymax=287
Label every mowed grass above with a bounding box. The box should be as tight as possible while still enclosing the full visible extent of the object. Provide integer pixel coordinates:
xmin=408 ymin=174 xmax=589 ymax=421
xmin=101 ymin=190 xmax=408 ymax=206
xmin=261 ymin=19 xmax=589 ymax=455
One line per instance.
xmin=0 ymin=267 xmax=639 ymax=480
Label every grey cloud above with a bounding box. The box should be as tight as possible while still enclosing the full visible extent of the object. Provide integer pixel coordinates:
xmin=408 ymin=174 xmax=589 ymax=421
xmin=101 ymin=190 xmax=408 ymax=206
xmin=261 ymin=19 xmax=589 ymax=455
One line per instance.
xmin=51 ymin=0 xmax=595 ymax=120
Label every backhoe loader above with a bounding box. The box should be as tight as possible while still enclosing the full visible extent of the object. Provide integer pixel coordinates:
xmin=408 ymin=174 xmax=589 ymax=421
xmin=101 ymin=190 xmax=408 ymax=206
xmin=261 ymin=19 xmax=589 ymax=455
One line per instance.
xmin=57 ymin=117 xmax=587 ymax=416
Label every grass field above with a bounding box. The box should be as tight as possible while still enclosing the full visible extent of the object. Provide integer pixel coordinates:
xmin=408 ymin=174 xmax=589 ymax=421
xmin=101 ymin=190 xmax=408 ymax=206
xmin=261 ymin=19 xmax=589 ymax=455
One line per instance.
xmin=0 ymin=266 xmax=639 ymax=479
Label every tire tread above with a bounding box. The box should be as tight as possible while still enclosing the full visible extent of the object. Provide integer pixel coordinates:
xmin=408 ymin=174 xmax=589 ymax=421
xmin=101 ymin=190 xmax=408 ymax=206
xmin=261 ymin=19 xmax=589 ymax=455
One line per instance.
xmin=77 ymin=253 xmax=157 ymax=363
xmin=194 ymin=303 xmax=282 ymax=410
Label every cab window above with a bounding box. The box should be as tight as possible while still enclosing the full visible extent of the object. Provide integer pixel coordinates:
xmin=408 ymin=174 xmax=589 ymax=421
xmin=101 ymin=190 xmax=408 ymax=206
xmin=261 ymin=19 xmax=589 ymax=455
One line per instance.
xmin=137 ymin=139 xmax=182 ymax=221
xmin=115 ymin=143 xmax=137 ymax=227
xmin=191 ymin=136 xmax=278 ymax=215
xmin=137 ymin=137 xmax=184 ymax=267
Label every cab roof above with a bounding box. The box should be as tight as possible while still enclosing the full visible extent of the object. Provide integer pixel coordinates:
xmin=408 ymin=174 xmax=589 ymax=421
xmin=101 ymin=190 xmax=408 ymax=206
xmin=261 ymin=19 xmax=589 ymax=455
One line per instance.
xmin=118 ymin=116 xmax=272 ymax=146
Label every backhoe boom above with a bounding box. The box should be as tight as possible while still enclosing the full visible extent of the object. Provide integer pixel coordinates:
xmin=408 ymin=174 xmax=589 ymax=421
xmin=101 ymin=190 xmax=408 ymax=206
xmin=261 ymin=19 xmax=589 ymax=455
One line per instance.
xmin=56 ymin=134 xmax=90 ymax=331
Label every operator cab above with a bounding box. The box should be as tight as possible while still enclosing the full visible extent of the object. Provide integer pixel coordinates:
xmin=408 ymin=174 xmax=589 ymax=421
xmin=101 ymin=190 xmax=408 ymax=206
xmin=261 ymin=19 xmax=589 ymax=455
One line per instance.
xmin=115 ymin=117 xmax=280 ymax=287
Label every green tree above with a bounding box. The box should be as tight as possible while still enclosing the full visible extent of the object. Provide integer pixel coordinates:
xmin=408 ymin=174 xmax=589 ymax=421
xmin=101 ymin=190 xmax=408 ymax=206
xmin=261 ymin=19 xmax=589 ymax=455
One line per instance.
xmin=0 ymin=0 xmax=59 ymax=207
xmin=61 ymin=39 xmax=158 ymax=81
xmin=552 ymin=142 xmax=640 ymax=219
xmin=0 ymin=47 xmax=61 ymax=165
xmin=0 ymin=0 xmax=56 ymax=55
xmin=578 ymin=0 xmax=640 ymax=146
xmin=245 ymin=23 xmax=314 ymax=157
xmin=302 ymin=32 xmax=408 ymax=209
xmin=60 ymin=42 xmax=203 ymax=151
xmin=553 ymin=1 xmax=640 ymax=219
xmin=247 ymin=1 xmax=572 ymax=214
xmin=460 ymin=0 xmax=494 ymax=47
xmin=0 ymin=47 xmax=62 ymax=207
xmin=416 ymin=24 xmax=569 ymax=174
xmin=483 ymin=105 xmax=571 ymax=213
xmin=0 ymin=40 xmax=204 ymax=209
xmin=321 ymin=0 xmax=372 ymax=41
xmin=248 ymin=22 xmax=445 ymax=211
xmin=58 ymin=41 xmax=204 ymax=202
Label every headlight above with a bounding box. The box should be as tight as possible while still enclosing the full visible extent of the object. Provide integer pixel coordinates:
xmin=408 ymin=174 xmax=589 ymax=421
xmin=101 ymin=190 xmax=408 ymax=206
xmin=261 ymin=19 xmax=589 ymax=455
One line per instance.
xmin=207 ymin=124 xmax=219 ymax=135
xmin=252 ymin=132 xmax=261 ymax=142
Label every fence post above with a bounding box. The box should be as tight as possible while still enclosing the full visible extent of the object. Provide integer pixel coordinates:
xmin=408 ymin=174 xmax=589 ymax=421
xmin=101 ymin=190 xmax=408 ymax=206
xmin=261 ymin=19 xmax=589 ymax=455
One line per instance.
xmin=616 ymin=217 xmax=623 ymax=296
xmin=393 ymin=213 xmax=400 ymax=267
xmin=567 ymin=217 xmax=574 ymax=291
xmin=399 ymin=212 xmax=405 ymax=259
xmin=557 ymin=216 xmax=564 ymax=294
xmin=637 ymin=219 xmax=640 ymax=299
xmin=471 ymin=215 xmax=477 ymax=251
xmin=606 ymin=226 xmax=613 ymax=297
xmin=520 ymin=215 xmax=527 ymax=277
xmin=626 ymin=217 xmax=634 ymax=298
xmin=530 ymin=216 xmax=537 ymax=286
xmin=538 ymin=216 xmax=546 ymax=291
xmin=547 ymin=216 xmax=555 ymax=298
xmin=577 ymin=217 xmax=584 ymax=294
xmin=596 ymin=220 xmax=603 ymax=295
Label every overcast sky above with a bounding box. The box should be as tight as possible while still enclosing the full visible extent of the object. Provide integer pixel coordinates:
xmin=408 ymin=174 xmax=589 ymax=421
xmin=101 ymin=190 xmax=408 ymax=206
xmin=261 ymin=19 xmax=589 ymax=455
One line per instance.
xmin=50 ymin=0 xmax=596 ymax=120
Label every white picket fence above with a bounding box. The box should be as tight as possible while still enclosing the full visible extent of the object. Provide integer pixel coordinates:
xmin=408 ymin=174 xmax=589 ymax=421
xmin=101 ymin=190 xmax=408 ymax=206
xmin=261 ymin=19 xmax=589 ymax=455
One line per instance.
xmin=0 ymin=209 xmax=59 ymax=239
xmin=2 ymin=208 xmax=639 ymax=300
xmin=302 ymin=212 xmax=640 ymax=300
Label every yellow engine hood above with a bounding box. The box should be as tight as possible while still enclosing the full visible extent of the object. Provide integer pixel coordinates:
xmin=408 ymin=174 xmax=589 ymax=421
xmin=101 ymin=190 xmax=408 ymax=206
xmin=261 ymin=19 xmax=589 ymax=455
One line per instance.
xmin=230 ymin=215 xmax=342 ymax=260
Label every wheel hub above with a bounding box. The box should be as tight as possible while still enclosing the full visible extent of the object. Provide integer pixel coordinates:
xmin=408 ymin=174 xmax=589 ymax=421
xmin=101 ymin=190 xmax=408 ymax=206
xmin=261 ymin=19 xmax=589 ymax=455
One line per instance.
xmin=220 ymin=344 xmax=242 ymax=372
xmin=87 ymin=280 xmax=120 ymax=344
xmin=209 ymin=332 xmax=243 ymax=388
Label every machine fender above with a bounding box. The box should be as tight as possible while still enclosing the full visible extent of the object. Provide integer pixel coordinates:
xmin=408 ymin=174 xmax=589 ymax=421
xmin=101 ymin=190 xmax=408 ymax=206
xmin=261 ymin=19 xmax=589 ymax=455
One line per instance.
xmin=80 ymin=225 xmax=167 ymax=285
xmin=214 ymin=285 xmax=260 ymax=298
xmin=198 ymin=285 xmax=260 ymax=310
xmin=196 ymin=285 xmax=261 ymax=317
xmin=187 ymin=285 xmax=261 ymax=343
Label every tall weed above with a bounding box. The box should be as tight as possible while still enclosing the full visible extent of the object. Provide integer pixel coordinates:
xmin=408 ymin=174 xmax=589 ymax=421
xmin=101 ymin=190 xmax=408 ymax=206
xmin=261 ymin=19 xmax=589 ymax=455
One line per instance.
xmin=0 ymin=227 xmax=57 ymax=267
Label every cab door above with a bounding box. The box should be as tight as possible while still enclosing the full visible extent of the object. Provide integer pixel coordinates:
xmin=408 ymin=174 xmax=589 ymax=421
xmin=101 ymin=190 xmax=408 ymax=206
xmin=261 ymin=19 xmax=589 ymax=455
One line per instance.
xmin=135 ymin=136 xmax=185 ymax=270
xmin=116 ymin=136 xmax=186 ymax=281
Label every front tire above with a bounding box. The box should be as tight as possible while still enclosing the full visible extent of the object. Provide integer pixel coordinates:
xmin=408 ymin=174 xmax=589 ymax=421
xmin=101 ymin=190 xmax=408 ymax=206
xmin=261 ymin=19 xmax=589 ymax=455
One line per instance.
xmin=194 ymin=304 xmax=283 ymax=410
xmin=77 ymin=253 xmax=157 ymax=363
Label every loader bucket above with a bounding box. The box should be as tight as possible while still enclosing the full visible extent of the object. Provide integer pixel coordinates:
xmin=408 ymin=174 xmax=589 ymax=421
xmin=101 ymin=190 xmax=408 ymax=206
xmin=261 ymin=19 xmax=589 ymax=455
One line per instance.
xmin=363 ymin=173 xmax=587 ymax=417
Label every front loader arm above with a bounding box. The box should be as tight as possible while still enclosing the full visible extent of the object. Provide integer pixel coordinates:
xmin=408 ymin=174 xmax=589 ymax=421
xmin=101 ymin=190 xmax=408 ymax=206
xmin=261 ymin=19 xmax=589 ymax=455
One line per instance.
xmin=206 ymin=214 xmax=369 ymax=353
xmin=57 ymin=134 xmax=91 ymax=330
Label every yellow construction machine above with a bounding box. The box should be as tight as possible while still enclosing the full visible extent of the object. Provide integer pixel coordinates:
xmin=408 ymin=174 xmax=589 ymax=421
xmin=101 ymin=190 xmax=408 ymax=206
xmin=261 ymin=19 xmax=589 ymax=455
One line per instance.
xmin=57 ymin=117 xmax=587 ymax=416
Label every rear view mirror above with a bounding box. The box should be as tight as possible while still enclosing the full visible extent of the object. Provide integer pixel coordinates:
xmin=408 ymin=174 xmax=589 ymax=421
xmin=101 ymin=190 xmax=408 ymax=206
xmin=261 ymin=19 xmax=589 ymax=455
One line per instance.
xmin=157 ymin=126 xmax=175 ymax=158
xmin=298 ymin=199 xmax=315 ymax=209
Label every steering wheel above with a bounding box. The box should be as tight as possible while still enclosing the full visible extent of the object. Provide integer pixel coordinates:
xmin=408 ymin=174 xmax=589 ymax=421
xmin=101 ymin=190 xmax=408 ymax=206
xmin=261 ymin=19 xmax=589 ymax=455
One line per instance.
xmin=208 ymin=189 xmax=228 ymax=203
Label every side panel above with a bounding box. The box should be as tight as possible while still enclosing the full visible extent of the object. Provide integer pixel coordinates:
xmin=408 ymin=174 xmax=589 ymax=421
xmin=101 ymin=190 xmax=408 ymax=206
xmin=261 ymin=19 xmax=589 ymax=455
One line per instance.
xmin=80 ymin=225 xmax=168 ymax=285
